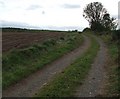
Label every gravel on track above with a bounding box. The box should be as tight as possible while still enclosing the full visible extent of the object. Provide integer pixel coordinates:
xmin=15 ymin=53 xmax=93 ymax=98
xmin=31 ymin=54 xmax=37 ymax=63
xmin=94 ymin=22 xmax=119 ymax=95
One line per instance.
xmin=74 ymin=35 xmax=108 ymax=97
xmin=3 ymin=35 xmax=91 ymax=97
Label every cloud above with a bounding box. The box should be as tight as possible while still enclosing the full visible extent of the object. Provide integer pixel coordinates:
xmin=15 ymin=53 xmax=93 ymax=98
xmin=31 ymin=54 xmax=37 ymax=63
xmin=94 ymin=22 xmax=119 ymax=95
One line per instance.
xmin=0 ymin=1 xmax=5 ymax=7
xmin=42 ymin=11 xmax=45 ymax=14
xmin=61 ymin=4 xmax=80 ymax=9
xmin=1 ymin=20 xmax=32 ymax=28
xmin=0 ymin=20 xmax=84 ymax=31
xmin=26 ymin=5 xmax=42 ymax=10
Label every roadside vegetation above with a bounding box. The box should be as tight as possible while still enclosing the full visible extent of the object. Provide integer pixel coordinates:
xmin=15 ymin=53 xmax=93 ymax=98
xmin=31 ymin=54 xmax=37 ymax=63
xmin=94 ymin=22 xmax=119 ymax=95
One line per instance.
xmin=101 ymin=30 xmax=120 ymax=97
xmin=83 ymin=2 xmax=119 ymax=96
xmin=3 ymin=32 xmax=83 ymax=89
xmin=36 ymin=33 xmax=99 ymax=97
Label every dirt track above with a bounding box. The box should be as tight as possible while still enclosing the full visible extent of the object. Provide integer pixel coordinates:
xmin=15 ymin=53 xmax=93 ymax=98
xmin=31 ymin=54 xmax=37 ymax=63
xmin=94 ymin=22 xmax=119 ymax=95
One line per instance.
xmin=74 ymin=35 xmax=108 ymax=97
xmin=3 ymin=35 xmax=91 ymax=97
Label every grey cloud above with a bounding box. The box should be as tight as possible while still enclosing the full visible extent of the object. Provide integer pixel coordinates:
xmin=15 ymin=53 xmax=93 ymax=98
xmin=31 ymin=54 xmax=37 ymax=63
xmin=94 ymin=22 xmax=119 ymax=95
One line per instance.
xmin=1 ymin=20 xmax=37 ymax=29
xmin=42 ymin=11 xmax=45 ymax=14
xmin=1 ymin=20 xmax=28 ymax=27
xmin=26 ymin=5 xmax=42 ymax=10
xmin=0 ymin=20 xmax=84 ymax=31
xmin=61 ymin=4 xmax=80 ymax=9
xmin=0 ymin=1 xmax=5 ymax=7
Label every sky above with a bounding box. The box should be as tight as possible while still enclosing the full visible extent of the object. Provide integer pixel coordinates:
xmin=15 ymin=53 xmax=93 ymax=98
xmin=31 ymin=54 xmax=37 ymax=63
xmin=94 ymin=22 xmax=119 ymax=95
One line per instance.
xmin=0 ymin=0 xmax=119 ymax=31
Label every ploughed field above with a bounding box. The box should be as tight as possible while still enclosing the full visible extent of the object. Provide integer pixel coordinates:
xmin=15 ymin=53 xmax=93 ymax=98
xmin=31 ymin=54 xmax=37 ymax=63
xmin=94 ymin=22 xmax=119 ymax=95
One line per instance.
xmin=2 ymin=31 xmax=64 ymax=52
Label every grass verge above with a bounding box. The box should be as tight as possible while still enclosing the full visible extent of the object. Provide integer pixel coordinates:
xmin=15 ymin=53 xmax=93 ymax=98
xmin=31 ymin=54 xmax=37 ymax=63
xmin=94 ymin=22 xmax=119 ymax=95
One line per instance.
xmin=36 ymin=34 xmax=99 ymax=97
xmin=101 ymin=35 xmax=119 ymax=96
xmin=3 ymin=33 xmax=83 ymax=89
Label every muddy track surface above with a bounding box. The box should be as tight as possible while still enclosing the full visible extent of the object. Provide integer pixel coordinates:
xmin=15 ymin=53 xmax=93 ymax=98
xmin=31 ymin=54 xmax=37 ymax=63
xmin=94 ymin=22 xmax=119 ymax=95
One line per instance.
xmin=3 ymin=35 xmax=91 ymax=97
xmin=74 ymin=35 xmax=108 ymax=97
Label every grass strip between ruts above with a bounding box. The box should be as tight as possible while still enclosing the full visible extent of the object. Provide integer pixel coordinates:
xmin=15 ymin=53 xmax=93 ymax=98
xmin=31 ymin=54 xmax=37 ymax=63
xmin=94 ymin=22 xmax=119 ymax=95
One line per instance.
xmin=36 ymin=34 xmax=100 ymax=97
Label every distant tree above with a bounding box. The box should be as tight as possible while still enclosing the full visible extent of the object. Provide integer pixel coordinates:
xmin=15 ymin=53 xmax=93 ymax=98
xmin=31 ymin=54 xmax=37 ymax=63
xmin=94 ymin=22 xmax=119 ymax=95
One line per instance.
xmin=83 ymin=2 xmax=117 ymax=32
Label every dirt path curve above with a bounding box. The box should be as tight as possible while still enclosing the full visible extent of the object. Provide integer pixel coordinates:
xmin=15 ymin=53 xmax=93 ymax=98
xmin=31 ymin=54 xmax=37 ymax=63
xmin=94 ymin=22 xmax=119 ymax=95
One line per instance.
xmin=3 ymin=35 xmax=91 ymax=97
xmin=74 ymin=35 xmax=108 ymax=97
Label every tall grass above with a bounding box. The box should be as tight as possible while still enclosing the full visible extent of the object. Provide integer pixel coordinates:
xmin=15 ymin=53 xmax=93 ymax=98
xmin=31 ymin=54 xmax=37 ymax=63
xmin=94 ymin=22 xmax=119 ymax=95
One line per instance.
xmin=101 ymin=34 xmax=119 ymax=96
xmin=3 ymin=33 xmax=83 ymax=89
xmin=107 ymin=43 xmax=119 ymax=96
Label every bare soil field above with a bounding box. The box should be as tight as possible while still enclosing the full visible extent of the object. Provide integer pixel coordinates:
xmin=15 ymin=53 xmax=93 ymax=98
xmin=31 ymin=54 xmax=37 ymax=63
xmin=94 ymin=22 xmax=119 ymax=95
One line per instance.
xmin=2 ymin=31 xmax=64 ymax=52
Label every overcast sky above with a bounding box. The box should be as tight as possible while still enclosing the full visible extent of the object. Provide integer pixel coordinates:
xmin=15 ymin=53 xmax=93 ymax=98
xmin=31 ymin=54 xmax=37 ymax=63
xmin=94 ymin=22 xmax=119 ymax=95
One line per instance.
xmin=0 ymin=0 xmax=119 ymax=31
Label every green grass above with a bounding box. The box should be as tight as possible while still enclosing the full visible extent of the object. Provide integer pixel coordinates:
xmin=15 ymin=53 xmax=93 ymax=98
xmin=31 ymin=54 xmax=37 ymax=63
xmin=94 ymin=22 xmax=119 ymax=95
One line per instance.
xmin=101 ymin=34 xmax=119 ymax=96
xmin=3 ymin=33 xmax=83 ymax=89
xmin=36 ymin=34 xmax=99 ymax=97
xmin=108 ymin=43 xmax=119 ymax=96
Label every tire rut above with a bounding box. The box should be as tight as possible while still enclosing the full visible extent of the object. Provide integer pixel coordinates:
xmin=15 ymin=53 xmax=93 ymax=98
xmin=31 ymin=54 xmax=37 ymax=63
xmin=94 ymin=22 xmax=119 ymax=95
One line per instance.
xmin=3 ymin=35 xmax=91 ymax=97
xmin=74 ymin=35 xmax=108 ymax=97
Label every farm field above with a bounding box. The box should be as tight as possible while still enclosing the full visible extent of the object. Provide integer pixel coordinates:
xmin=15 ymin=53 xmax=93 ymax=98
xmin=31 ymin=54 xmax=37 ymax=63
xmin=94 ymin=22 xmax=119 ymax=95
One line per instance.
xmin=2 ymin=29 xmax=65 ymax=52
xmin=2 ymin=28 xmax=119 ymax=97
xmin=2 ymin=28 xmax=84 ymax=90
